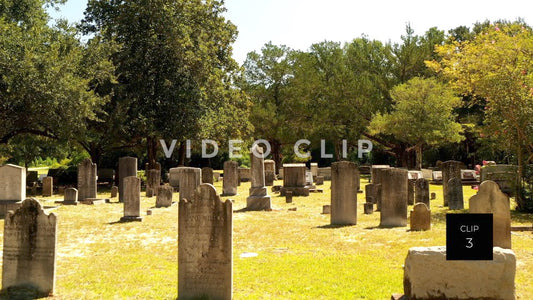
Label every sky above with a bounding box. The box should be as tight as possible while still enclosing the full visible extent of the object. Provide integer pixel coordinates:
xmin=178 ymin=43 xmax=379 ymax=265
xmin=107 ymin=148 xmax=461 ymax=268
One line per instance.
xmin=48 ymin=0 xmax=533 ymax=64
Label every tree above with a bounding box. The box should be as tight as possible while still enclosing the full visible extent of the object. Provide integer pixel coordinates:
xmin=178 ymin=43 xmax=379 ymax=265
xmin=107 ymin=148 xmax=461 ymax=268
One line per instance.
xmin=428 ymin=21 xmax=533 ymax=210
xmin=81 ymin=0 xmax=250 ymax=167
xmin=369 ymin=77 xmax=464 ymax=170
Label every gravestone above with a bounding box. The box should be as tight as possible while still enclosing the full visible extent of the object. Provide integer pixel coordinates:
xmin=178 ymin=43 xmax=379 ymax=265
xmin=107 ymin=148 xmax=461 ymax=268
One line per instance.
xmin=364 ymin=202 xmax=373 ymax=214
xmin=408 ymin=179 xmax=416 ymax=205
xmin=371 ymin=165 xmax=390 ymax=183
xmin=177 ymin=167 xmax=201 ymax=202
xmin=469 ymin=180 xmax=512 ymax=249
xmin=480 ymin=165 xmax=519 ymax=196
xmin=63 ymin=188 xmax=78 ymax=205
xmin=264 ymin=160 xmax=276 ymax=186
xmin=285 ymin=191 xmax=293 ymax=203
xmin=111 ymin=186 xmax=118 ymax=198
xmin=178 ymin=184 xmax=232 ymax=300
xmin=430 ymin=192 xmax=436 ymax=200
xmin=222 ymin=161 xmax=238 ymax=196
xmin=2 ymin=198 xmax=57 ymax=297
xmin=442 ymin=160 xmax=462 ymax=206
xmin=365 ymin=184 xmax=375 ymax=204
xmin=447 ymin=177 xmax=464 ymax=210
xmin=78 ymin=158 xmax=97 ymax=201
xmin=201 ymin=167 xmax=214 ymax=185
xmin=119 ymin=157 xmax=137 ymax=203
xmin=317 ymin=167 xmax=331 ymax=180
xmin=169 ymin=167 xmax=181 ymax=189
xmin=330 ymin=161 xmax=358 ymax=225
xmin=432 ymin=171 xmax=442 ymax=183
xmin=414 ymin=178 xmax=430 ymax=208
xmin=155 ymin=185 xmax=173 ymax=208
xmin=213 ymin=172 xmax=221 ymax=182
xmin=146 ymin=169 xmax=161 ymax=197
xmin=408 ymin=171 xmax=423 ymax=180
xmin=305 ymin=171 xmax=315 ymax=189
xmin=421 ymin=169 xmax=433 ymax=180
xmin=310 ymin=162 xmax=318 ymax=178
xmin=315 ymin=176 xmax=324 ymax=185
xmin=246 ymin=145 xmax=271 ymax=210
xmin=380 ymin=168 xmax=408 ymax=227
xmin=410 ymin=203 xmax=430 ymax=231
xmin=0 ymin=164 xmax=25 ymax=216
xmin=238 ymin=167 xmax=251 ymax=182
xmin=120 ymin=176 xmax=142 ymax=222
xmin=280 ymin=164 xmax=309 ymax=196
xmin=42 ymin=177 xmax=53 ymax=197
xmin=322 ymin=205 xmax=331 ymax=214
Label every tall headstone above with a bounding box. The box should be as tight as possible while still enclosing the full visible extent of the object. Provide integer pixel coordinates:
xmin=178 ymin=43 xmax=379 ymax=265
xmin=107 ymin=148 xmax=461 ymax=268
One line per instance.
xmin=63 ymin=188 xmax=78 ymax=205
xmin=447 ymin=177 xmax=464 ymax=210
xmin=77 ymin=158 xmax=97 ymax=201
xmin=264 ymin=160 xmax=276 ymax=186
xmin=155 ymin=185 xmax=173 ymax=208
xmin=0 ymin=164 xmax=25 ymax=216
xmin=178 ymin=184 xmax=232 ymax=300
xmin=408 ymin=179 xmax=416 ymax=205
xmin=280 ymin=164 xmax=309 ymax=196
xmin=442 ymin=160 xmax=462 ymax=206
xmin=120 ymin=176 xmax=142 ymax=222
xmin=119 ymin=157 xmax=137 ymax=203
xmin=410 ymin=203 xmax=431 ymax=231
xmin=365 ymin=184 xmax=375 ymax=204
xmin=380 ymin=168 xmax=408 ymax=227
xmin=177 ymin=167 xmax=201 ymax=202
xmin=331 ymin=161 xmax=358 ymax=225
xmin=414 ymin=178 xmax=430 ymax=208
xmin=373 ymin=167 xmax=389 ymax=211
xmin=222 ymin=161 xmax=238 ymax=196
xmin=246 ymin=145 xmax=271 ymax=210
xmin=2 ymin=198 xmax=56 ymax=297
xmin=42 ymin=177 xmax=53 ymax=197
xmin=469 ymin=180 xmax=512 ymax=249
xmin=201 ymin=167 xmax=214 ymax=185
xmin=146 ymin=169 xmax=161 ymax=197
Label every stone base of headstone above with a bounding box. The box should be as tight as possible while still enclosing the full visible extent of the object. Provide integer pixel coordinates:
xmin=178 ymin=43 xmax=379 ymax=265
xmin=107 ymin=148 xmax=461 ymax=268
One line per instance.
xmin=322 ymin=205 xmax=331 ymax=214
xmin=0 ymin=200 xmax=22 ymax=217
xmin=285 ymin=191 xmax=293 ymax=203
xmin=120 ymin=216 xmax=143 ymax=222
xmin=79 ymin=198 xmax=108 ymax=205
xmin=246 ymin=196 xmax=271 ymax=211
xmin=280 ymin=187 xmax=309 ymax=197
xmin=62 ymin=200 xmax=78 ymax=206
xmin=364 ymin=203 xmax=374 ymax=214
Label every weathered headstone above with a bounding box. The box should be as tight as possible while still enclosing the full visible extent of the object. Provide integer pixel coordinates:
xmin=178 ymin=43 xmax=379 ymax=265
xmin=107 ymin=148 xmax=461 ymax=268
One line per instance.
xmin=238 ymin=167 xmax=251 ymax=182
xmin=285 ymin=191 xmax=293 ymax=203
xmin=372 ymin=167 xmax=389 ymax=211
xmin=480 ymin=165 xmax=519 ymax=196
xmin=280 ymin=164 xmax=309 ymax=196
xmin=222 ymin=161 xmax=238 ymax=196
xmin=310 ymin=162 xmax=318 ymax=178
xmin=169 ymin=167 xmax=181 ymax=189
xmin=430 ymin=192 xmax=436 ymax=200
xmin=447 ymin=177 xmax=464 ymax=210
xmin=317 ymin=167 xmax=331 ymax=180
xmin=119 ymin=157 xmax=137 ymax=203
xmin=110 ymin=185 xmax=118 ymax=198
xmin=155 ymin=185 xmax=173 ymax=208
xmin=246 ymin=145 xmax=271 ymax=210
xmin=322 ymin=205 xmax=331 ymax=214
xmin=42 ymin=177 xmax=53 ymax=197
xmin=178 ymin=184 xmax=232 ymax=300
xmin=403 ymin=246 xmax=516 ymax=300
xmin=414 ymin=178 xmax=430 ymax=208
xmin=63 ymin=188 xmax=78 ymax=205
xmin=77 ymin=158 xmax=97 ymax=201
xmin=408 ymin=171 xmax=423 ymax=180
xmin=177 ymin=167 xmax=201 ymax=202
xmin=146 ymin=169 xmax=161 ymax=197
xmin=371 ymin=165 xmax=390 ymax=183
xmin=331 ymin=161 xmax=358 ymax=225
xmin=120 ymin=176 xmax=142 ymax=222
xmin=364 ymin=202 xmax=374 ymax=214
xmin=380 ymin=168 xmax=408 ymax=227
xmin=469 ymin=180 xmax=512 ymax=249
xmin=2 ymin=198 xmax=57 ymax=297
xmin=408 ymin=179 xmax=416 ymax=205
xmin=410 ymin=203 xmax=430 ymax=231
xmin=0 ymin=164 xmax=25 ymax=216
xmin=421 ymin=169 xmax=433 ymax=180
xmin=213 ymin=172 xmax=221 ymax=182
xmin=201 ymin=167 xmax=214 ymax=185
xmin=442 ymin=160 xmax=462 ymax=206
xmin=365 ymin=184 xmax=375 ymax=203
xmin=315 ymin=175 xmax=324 ymax=185
xmin=264 ymin=160 xmax=276 ymax=186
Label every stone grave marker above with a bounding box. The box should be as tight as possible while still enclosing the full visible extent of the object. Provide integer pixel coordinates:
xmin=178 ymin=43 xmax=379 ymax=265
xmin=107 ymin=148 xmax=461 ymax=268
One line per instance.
xmin=414 ymin=178 xmax=430 ymax=208
xmin=146 ymin=169 xmax=161 ymax=197
xmin=63 ymin=188 xmax=78 ymax=205
xmin=365 ymin=184 xmax=375 ymax=204
xmin=246 ymin=145 xmax=271 ymax=210
xmin=222 ymin=161 xmax=238 ymax=196
xmin=331 ymin=161 xmax=358 ymax=225
xmin=442 ymin=160 xmax=462 ymax=206
xmin=201 ymin=167 xmax=214 ymax=185
xmin=77 ymin=158 xmax=97 ymax=201
xmin=281 ymin=164 xmax=309 ymax=196
xmin=264 ymin=160 xmax=275 ymax=186
xmin=2 ymin=198 xmax=57 ymax=297
xmin=177 ymin=167 xmax=201 ymax=202
xmin=120 ymin=176 xmax=142 ymax=222
xmin=119 ymin=157 xmax=137 ymax=203
xmin=0 ymin=164 xmax=25 ymax=216
xmin=410 ymin=203 xmax=430 ymax=231
xmin=156 ymin=185 xmax=173 ymax=208
xmin=380 ymin=168 xmax=408 ymax=227
xmin=322 ymin=205 xmax=331 ymax=214
xmin=238 ymin=167 xmax=251 ymax=182
xmin=178 ymin=184 xmax=232 ymax=300
xmin=42 ymin=177 xmax=53 ymax=197
xmin=364 ymin=203 xmax=374 ymax=214
xmin=447 ymin=177 xmax=464 ymax=210
xmin=408 ymin=179 xmax=416 ymax=205
xmin=315 ymin=176 xmax=324 ymax=185
xmin=285 ymin=191 xmax=293 ymax=203
xmin=111 ymin=186 xmax=118 ymax=198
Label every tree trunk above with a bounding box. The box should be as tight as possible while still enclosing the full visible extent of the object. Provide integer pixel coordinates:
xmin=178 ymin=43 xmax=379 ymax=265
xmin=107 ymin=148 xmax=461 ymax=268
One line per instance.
xmin=146 ymin=136 xmax=158 ymax=169
xmin=415 ymin=144 xmax=423 ymax=170
xmin=334 ymin=140 xmax=344 ymax=161
xmin=177 ymin=141 xmax=186 ymax=166
xmin=271 ymin=140 xmax=282 ymax=174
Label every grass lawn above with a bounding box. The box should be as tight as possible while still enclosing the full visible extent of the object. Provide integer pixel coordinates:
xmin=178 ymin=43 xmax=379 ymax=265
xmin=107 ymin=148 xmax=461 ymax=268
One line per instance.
xmin=1 ymin=176 xmax=532 ymax=299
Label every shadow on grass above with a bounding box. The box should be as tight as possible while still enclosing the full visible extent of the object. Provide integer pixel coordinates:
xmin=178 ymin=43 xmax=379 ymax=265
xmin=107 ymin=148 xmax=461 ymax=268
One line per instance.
xmin=314 ymin=224 xmax=355 ymax=229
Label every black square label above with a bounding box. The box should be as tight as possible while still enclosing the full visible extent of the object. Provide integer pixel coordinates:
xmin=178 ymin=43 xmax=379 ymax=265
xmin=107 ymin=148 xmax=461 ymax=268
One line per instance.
xmin=446 ymin=213 xmax=493 ymax=260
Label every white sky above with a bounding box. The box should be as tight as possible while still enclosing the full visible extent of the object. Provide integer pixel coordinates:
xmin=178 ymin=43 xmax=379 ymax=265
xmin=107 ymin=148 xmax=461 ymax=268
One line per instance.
xmin=49 ymin=0 xmax=533 ymax=64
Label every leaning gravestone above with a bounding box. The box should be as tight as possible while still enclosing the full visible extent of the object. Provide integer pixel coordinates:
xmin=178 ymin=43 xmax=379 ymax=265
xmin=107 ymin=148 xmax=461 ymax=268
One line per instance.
xmin=469 ymin=180 xmax=512 ymax=249
xmin=177 ymin=167 xmax=201 ymax=202
xmin=178 ymin=184 xmax=232 ymax=300
xmin=447 ymin=177 xmax=464 ymax=210
xmin=222 ymin=161 xmax=238 ymax=196
xmin=42 ymin=177 xmax=53 ymax=197
xmin=155 ymin=185 xmax=173 ymax=208
xmin=410 ymin=203 xmax=430 ymax=231
xmin=201 ymin=167 xmax=214 ymax=185
xmin=78 ymin=158 xmax=97 ymax=201
xmin=246 ymin=145 xmax=271 ymax=210
xmin=0 ymin=164 xmax=25 ymax=216
xmin=120 ymin=176 xmax=142 ymax=222
xmin=119 ymin=157 xmax=137 ymax=203
xmin=63 ymin=188 xmax=78 ymax=205
xmin=414 ymin=178 xmax=430 ymax=208
xmin=380 ymin=168 xmax=408 ymax=227
xmin=2 ymin=198 xmax=57 ymax=297
xmin=331 ymin=161 xmax=358 ymax=225
xmin=442 ymin=160 xmax=462 ymax=206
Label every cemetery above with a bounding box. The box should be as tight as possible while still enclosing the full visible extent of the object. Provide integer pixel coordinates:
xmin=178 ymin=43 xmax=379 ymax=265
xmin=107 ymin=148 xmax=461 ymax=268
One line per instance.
xmin=1 ymin=0 xmax=533 ymax=299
